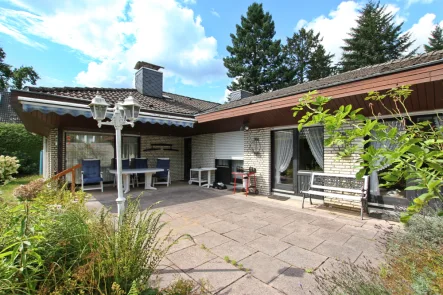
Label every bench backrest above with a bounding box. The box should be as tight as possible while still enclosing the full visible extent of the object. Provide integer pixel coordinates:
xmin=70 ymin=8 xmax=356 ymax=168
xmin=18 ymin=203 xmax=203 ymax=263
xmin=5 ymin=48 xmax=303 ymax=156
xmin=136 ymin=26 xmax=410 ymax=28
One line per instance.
xmin=310 ymin=172 xmax=369 ymax=194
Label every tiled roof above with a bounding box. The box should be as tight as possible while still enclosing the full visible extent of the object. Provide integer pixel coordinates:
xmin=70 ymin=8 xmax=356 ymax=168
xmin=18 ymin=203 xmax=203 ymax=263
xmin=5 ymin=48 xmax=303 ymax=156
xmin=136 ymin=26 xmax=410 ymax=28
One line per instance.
xmin=0 ymin=91 xmax=21 ymax=123
xmin=202 ymin=50 xmax=443 ymax=114
xmin=24 ymin=87 xmax=219 ymax=116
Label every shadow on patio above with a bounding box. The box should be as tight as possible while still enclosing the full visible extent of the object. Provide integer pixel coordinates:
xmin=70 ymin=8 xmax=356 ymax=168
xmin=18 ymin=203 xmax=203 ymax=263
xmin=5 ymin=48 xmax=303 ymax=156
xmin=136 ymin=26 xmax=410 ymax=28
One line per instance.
xmin=87 ymin=182 xmax=240 ymax=213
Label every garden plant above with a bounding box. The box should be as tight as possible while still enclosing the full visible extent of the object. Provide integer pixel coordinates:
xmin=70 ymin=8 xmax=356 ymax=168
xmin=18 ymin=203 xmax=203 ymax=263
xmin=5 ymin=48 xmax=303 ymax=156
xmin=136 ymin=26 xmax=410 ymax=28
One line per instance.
xmin=0 ymin=179 xmax=205 ymax=294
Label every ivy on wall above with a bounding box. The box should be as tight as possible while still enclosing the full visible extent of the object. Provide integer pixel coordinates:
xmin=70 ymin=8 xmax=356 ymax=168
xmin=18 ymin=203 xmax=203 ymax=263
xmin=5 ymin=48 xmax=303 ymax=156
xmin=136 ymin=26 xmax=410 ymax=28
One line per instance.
xmin=0 ymin=123 xmax=42 ymax=175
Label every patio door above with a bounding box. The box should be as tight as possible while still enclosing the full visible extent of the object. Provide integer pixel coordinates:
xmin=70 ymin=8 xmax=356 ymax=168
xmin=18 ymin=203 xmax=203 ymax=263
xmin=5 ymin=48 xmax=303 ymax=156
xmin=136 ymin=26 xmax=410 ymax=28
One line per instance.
xmin=272 ymin=127 xmax=324 ymax=194
xmin=272 ymin=130 xmax=296 ymax=191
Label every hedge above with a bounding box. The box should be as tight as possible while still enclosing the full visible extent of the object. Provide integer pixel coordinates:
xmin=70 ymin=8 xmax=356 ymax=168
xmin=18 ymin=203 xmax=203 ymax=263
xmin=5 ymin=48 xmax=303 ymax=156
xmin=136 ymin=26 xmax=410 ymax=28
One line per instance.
xmin=0 ymin=123 xmax=42 ymax=175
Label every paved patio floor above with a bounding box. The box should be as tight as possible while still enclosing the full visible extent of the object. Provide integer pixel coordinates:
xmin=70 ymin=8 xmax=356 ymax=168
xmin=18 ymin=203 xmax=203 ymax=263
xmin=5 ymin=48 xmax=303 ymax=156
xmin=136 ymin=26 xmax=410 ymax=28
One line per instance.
xmin=87 ymin=183 xmax=397 ymax=295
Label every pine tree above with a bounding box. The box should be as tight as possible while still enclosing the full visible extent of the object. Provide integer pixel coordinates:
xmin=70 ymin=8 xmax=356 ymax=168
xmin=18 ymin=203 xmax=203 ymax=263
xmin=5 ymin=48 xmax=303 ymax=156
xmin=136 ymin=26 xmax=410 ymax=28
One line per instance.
xmin=283 ymin=28 xmax=334 ymax=85
xmin=340 ymin=1 xmax=416 ymax=72
xmin=223 ymin=3 xmax=285 ymax=97
xmin=424 ymin=25 xmax=443 ymax=53
xmin=308 ymin=44 xmax=335 ymax=81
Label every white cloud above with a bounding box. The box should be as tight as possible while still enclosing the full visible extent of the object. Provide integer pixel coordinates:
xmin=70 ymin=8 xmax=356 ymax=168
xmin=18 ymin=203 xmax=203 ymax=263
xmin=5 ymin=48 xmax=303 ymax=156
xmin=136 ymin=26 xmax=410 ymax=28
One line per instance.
xmin=183 ymin=0 xmax=196 ymax=5
xmin=219 ymin=88 xmax=231 ymax=103
xmin=406 ymin=13 xmax=443 ymax=54
xmin=295 ymin=1 xmax=362 ymax=63
xmin=295 ymin=1 xmax=409 ymax=63
xmin=0 ymin=0 xmax=225 ymax=88
xmin=211 ymin=8 xmax=220 ymax=18
xmin=406 ymin=0 xmax=434 ymax=8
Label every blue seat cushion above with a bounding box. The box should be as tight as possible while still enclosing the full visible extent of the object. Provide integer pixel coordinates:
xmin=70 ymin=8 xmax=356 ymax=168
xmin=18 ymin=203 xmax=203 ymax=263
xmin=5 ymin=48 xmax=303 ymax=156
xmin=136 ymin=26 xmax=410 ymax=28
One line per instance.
xmin=82 ymin=159 xmax=101 ymax=178
xmin=83 ymin=176 xmax=103 ymax=184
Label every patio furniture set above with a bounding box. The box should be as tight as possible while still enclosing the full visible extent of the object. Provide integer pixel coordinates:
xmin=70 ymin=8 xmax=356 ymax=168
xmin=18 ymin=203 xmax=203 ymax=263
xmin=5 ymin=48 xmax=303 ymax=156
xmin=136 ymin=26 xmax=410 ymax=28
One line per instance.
xmin=81 ymin=158 xmax=171 ymax=193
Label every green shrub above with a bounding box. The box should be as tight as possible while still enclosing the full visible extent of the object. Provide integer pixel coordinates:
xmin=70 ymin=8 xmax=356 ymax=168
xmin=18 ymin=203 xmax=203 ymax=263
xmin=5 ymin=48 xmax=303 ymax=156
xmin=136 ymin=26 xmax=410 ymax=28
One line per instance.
xmin=0 ymin=155 xmax=19 ymax=184
xmin=0 ymin=123 xmax=42 ymax=175
xmin=0 ymin=183 xmax=187 ymax=294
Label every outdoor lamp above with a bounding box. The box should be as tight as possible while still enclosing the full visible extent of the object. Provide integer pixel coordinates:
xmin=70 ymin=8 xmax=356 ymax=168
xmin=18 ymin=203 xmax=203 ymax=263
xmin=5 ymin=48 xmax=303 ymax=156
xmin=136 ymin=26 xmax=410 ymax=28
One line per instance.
xmin=122 ymin=95 xmax=141 ymax=122
xmin=89 ymin=94 xmax=109 ymax=121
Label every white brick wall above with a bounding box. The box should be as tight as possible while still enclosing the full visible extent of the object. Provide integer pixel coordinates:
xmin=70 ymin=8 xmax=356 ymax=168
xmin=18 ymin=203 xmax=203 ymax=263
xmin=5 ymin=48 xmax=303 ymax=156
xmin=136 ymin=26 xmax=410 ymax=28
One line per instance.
xmin=47 ymin=128 xmax=58 ymax=177
xmin=141 ymin=135 xmax=184 ymax=181
xmin=323 ymin=124 xmax=363 ymax=210
xmin=191 ymin=134 xmax=215 ymax=181
xmin=244 ymin=128 xmax=272 ymax=196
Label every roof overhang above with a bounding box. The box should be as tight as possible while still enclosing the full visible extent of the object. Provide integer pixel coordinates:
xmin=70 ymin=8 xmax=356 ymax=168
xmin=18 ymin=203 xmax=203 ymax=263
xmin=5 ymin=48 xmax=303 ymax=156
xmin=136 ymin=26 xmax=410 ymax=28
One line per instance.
xmin=18 ymin=96 xmax=196 ymax=128
xmin=197 ymin=62 xmax=443 ymax=123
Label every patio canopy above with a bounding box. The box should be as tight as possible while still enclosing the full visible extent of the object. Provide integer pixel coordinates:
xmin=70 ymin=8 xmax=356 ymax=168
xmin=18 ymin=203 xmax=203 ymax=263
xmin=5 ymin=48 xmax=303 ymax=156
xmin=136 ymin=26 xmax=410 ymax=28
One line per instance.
xmin=18 ymin=96 xmax=195 ymax=128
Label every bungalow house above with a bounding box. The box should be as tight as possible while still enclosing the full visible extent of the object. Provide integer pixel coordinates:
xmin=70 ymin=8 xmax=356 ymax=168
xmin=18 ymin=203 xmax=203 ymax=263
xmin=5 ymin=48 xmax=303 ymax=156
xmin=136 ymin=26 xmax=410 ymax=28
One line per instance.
xmin=10 ymin=50 xmax=443 ymax=211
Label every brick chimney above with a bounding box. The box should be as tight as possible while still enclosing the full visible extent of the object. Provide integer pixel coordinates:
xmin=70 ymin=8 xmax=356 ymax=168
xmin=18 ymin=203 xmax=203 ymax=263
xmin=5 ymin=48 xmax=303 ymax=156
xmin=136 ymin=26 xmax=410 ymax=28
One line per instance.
xmin=134 ymin=61 xmax=164 ymax=98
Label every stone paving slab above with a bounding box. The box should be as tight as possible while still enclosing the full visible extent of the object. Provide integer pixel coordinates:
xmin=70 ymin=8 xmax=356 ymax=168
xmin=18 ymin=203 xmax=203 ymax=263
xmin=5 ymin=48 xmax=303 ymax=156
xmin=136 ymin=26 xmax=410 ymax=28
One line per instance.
xmin=310 ymin=217 xmax=346 ymax=231
xmin=270 ymin=267 xmax=320 ymax=295
xmin=264 ymin=214 xmax=299 ymax=227
xmin=218 ymin=275 xmax=284 ymax=295
xmin=218 ymin=212 xmax=247 ymax=224
xmin=194 ymin=231 xmax=232 ymax=249
xmin=310 ymin=227 xmax=352 ymax=245
xmin=240 ymin=252 xmax=291 ymax=283
xmin=192 ymin=214 xmax=223 ymax=225
xmin=312 ymin=240 xmax=362 ymax=263
xmin=234 ymin=217 xmax=269 ymax=230
xmin=256 ymin=224 xmax=294 ymax=239
xmin=339 ymin=224 xmax=378 ymax=240
xmin=281 ymin=233 xmax=325 ymax=251
xmin=246 ymin=236 xmax=291 ymax=257
xmin=167 ymin=245 xmax=217 ymax=271
xmin=283 ymin=222 xmax=320 ymax=236
xmin=205 ymin=221 xmax=240 ymax=234
xmin=186 ymin=258 xmax=245 ymax=293
xmin=276 ymin=246 xmax=328 ymax=270
xmin=168 ymin=237 xmax=195 ymax=254
xmin=224 ymin=227 xmax=264 ymax=244
xmin=211 ymin=240 xmax=257 ymax=262
xmin=289 ymin=212 xmax=319 ymax=224
xmin=175 ymin=224 xmax=211 ymax=237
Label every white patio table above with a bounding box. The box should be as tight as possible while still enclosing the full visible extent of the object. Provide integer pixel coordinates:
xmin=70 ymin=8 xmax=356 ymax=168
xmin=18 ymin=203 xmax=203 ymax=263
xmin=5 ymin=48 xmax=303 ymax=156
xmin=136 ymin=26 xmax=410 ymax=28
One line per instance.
xmin=110 ymin=168 xmax=164 ymax=193
xmin=188 ymin=167 xmax=217 ymax=188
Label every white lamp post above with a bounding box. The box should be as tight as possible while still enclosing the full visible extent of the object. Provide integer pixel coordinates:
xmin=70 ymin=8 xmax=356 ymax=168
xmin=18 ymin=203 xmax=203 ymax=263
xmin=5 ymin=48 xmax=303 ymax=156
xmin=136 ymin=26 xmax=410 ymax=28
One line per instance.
xmin=89 ymin=94 xmax=141 ymax=217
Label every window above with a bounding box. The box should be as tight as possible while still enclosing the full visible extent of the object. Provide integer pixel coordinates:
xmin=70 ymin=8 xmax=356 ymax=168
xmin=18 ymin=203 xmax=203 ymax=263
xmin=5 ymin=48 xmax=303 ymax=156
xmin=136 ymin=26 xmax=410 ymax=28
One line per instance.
xmin=299 ymin=128 xmax=324 ymax=171
xmin=65 ymin=132 xmax=115 ymax=183
xmin=122 ymin=136 xmax=139 ymax=159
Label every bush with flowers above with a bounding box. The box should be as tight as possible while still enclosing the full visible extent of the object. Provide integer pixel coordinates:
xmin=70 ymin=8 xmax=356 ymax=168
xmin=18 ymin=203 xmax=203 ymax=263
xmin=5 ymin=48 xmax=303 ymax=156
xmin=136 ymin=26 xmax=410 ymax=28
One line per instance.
xmin=0 ymin=155 xmax=19 ymax=185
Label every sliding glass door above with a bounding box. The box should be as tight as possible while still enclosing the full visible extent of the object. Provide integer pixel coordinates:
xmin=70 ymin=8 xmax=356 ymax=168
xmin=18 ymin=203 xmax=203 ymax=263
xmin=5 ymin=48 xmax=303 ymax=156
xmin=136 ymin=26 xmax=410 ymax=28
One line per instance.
xmin=272 ymin=127 xmax=324 ymax=194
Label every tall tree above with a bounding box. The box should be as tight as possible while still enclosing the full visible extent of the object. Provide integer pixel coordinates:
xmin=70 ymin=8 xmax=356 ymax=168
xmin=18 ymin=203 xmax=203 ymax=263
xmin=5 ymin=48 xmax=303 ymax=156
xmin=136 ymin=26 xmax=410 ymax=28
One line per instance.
xmin=283 ymin=28 xmax=334 ymax=85
xmin=0 ymin=47 xmax=39 ymax=91
xmin=223 ymin=2 xmax=285 ymax=97
xmin=308 ymin=44 xmax=335 ymax=81
xmin=340 ymin=1 xmax=416 ymax=72
xmin=424 ymin=25 xmax=443 ymax=53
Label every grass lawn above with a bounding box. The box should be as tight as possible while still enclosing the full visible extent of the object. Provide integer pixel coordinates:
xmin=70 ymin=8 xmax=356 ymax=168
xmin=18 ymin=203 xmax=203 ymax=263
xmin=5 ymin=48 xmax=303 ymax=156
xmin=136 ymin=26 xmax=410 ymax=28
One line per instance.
xmin=0 ymin=174 xmax=40 ymax=203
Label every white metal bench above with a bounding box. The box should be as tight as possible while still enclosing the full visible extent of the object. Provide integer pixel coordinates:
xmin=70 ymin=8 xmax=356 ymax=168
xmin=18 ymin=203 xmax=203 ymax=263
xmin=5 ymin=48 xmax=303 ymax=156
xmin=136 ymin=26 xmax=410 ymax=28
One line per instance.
xmin=301 ymin=172 xmax=369 ymax=220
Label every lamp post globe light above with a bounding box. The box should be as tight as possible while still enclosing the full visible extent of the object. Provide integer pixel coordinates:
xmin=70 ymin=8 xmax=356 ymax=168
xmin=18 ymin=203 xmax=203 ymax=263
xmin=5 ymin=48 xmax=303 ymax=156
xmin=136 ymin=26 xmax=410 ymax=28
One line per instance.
xmin=89 ymin=93 xmax=141 ymax=217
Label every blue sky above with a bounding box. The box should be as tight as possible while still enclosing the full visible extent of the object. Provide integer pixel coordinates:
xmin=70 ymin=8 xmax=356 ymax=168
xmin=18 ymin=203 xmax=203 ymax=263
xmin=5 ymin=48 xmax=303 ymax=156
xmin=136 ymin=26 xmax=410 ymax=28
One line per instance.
xmin=0 ymin=0 xmax=441 ymax=103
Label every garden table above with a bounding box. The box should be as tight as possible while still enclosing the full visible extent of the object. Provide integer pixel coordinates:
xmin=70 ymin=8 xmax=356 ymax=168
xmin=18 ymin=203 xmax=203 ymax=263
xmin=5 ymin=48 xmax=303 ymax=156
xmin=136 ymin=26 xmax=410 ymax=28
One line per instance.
xmin=188 ymin=168 xmax=217 ymax=188
xmin=110 ymin=168 xmax=164 ymax=193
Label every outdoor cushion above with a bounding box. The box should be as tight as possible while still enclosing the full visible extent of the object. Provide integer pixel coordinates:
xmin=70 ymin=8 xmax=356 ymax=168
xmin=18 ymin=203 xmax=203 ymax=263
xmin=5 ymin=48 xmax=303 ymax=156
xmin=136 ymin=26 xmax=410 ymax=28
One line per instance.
xmin=132 ymin=158 xmax=148 ymax=169
xmin=111 ymin=158 xmax=130 ymax=169
xmin=156 ymin=158 xmax=170 ymax=178
xmin=82 ymin=159 xmax=101 ymax=178
xmin=83 ymin=176 xmax=103 ymax=184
